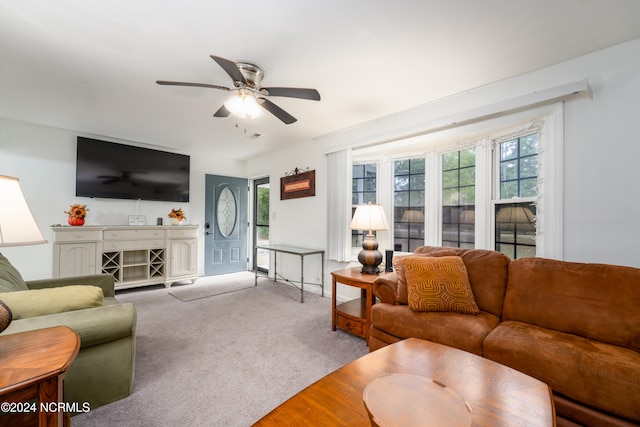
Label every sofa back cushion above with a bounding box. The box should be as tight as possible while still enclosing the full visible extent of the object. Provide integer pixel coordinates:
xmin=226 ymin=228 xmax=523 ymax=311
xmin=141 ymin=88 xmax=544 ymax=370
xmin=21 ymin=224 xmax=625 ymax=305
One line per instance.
xmin=412 ymin=246 xmax=510 ymax=317
xmin=503 ymin=257 xmax=640 ymax=352
xmin=0 ymin=253 xmax=29 ymax=292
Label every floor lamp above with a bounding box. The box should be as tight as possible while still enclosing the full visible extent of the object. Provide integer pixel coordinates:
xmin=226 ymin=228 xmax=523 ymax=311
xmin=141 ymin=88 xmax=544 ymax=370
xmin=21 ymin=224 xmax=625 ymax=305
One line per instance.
xmin=0 ymin=175 xmax=47 ymax=332
xmin=350 ymin=202 xmax=389 ymax=274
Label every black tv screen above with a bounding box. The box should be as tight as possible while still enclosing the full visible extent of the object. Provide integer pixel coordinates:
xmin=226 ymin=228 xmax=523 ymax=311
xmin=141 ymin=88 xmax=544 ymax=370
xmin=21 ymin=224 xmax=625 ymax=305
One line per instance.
xmin=76 ymin=137 xmax=190 ymax=202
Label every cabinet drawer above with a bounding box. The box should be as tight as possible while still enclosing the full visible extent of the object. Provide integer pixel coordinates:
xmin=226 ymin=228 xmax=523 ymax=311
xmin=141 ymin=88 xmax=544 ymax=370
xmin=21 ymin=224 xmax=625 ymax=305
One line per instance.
xmin=53 ymin=229 xmax=102 ymax=242
xmin=102 ymin=239 xmax=165 ymax=251
xmin=167 ymin=228 xmax=198 ymax=238
xmin=336 ymin=313 xmax=364 ymax=336
xmin=103 ymin=229 xmax=165 ymax=240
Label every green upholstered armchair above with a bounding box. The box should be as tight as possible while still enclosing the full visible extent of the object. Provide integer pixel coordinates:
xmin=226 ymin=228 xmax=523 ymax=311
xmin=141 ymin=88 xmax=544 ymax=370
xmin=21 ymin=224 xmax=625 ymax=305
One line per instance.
xmin=0 ymin=253 xmax=136 ymax=411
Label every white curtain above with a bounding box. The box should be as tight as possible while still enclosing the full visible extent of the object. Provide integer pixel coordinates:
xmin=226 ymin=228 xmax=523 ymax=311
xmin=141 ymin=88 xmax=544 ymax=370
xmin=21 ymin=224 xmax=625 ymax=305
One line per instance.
xmin=326 ymin=149 xmax=352 ymax=262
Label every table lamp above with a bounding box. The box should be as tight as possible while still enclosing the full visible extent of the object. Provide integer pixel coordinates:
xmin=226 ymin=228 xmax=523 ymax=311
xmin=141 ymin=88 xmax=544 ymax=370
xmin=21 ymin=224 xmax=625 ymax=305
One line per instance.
xmin=350 ymin=202 xmax=389 ymax=274
xmin=0 ymin=175 xmax=48 ymax=332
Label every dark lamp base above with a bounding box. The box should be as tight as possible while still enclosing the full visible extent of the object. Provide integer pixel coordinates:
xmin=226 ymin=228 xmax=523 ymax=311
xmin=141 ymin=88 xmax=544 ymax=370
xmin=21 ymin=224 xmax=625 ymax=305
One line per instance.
xmin=357 ymin=234 xmax=383 ymax=275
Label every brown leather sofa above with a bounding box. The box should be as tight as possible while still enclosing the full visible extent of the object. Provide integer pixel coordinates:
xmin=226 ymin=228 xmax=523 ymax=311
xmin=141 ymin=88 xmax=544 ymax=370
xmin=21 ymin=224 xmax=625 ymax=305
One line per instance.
xmin=370 ymin=246 xmax=640 ymax=427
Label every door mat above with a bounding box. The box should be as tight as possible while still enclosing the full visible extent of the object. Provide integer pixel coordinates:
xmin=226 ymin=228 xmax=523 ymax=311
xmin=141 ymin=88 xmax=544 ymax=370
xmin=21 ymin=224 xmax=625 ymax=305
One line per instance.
xmin=169 ymin=281 xmax=254 ymax=302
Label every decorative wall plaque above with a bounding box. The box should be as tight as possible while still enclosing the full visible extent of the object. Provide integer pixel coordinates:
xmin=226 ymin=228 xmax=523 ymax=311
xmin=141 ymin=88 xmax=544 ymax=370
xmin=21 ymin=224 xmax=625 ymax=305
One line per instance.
xmin=280 ymin=169 xmax=315 ymax=200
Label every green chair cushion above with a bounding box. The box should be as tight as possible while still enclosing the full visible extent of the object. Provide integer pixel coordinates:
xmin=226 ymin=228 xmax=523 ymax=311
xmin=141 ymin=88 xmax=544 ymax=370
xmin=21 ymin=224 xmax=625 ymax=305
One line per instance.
xmin=0 ymin=253 xmax=29 ymax=292
xmin=0 ymin=285 xmax=106 ymax=319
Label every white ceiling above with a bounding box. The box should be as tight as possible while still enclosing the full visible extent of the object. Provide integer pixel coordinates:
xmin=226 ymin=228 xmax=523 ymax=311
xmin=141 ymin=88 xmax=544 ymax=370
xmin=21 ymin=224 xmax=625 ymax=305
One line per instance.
xmin=2 ymin=1 xmax=640 ymax=161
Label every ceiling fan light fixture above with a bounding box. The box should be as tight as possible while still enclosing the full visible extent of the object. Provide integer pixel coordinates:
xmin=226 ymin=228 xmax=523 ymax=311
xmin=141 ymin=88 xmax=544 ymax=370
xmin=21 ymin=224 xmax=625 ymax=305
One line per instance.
xmin=224 ymin=91 xmax=264 ymax=119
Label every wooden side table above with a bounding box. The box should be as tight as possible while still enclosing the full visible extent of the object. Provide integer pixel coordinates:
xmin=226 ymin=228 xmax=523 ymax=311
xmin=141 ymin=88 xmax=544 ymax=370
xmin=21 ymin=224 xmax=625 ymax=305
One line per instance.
xmin=0 ymin=326 xmax=80 ymax=427
xmin=331 ymin=267 xmax=380 ymax=341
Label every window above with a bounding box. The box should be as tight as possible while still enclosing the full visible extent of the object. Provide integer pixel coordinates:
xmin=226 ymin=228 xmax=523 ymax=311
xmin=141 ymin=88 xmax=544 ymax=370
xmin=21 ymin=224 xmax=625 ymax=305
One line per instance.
xmin=442 ymin=148 xmax=476 ymax=248
xmin=348 ymin=104 xmax=563 ymax=261
xmin=494 ymin=133 xmax=539 ymax=259
xmin=393 ymin=158 xmax=425 ymax=252
xmin=352 ymin=163 xmax=377 ymax=247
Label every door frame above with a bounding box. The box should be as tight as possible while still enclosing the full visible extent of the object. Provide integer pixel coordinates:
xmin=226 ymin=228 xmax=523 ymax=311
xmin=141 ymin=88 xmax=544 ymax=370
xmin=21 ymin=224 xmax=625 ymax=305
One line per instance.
xmin=252 ymin=176 xmax=270 ymax=273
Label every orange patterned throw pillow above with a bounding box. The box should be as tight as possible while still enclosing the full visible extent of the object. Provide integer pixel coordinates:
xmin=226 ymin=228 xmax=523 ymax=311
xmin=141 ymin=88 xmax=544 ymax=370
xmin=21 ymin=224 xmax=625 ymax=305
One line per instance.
xmin=404 ymin=256 xmax=480 ymax=315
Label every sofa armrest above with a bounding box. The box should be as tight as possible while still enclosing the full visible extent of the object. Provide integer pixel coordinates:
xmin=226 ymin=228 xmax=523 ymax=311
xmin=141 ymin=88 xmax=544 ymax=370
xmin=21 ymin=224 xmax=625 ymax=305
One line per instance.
xmin=1 ymin=303 xmax=136 ymax=348
xmin=373 ymin=272 xmax=399 ymax=304
xmin=26 ymin=274 xmax=115 ymax=298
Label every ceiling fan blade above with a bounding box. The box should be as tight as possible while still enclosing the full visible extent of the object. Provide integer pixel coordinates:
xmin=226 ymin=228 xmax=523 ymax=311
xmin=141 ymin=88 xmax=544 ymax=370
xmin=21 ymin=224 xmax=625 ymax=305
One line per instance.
xmin=156 ymin=81 xmax=231 ymax=91
xmin=263 ymin=87 xmax=321 ymax=101
xmin=213 ymin=105 xmax=231 ymax=117
xmin=210 ymin=55 xmax=247 ymax=85
xmin=259 ymin=98 xmax=297 ymax=124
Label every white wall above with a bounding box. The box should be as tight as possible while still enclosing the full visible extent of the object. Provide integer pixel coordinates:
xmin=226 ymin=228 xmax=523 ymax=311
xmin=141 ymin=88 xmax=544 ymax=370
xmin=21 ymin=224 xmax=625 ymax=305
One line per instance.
xmin=0 ymin=120 xmax=246 ymax=280
xmin=249 ymin=37 xmax=640 ymax=280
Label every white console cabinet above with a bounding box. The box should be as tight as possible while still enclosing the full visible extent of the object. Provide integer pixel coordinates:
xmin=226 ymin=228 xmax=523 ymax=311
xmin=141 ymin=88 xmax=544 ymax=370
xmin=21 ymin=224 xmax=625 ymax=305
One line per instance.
xmin=52 ymin=225 xmax=199 ymax=289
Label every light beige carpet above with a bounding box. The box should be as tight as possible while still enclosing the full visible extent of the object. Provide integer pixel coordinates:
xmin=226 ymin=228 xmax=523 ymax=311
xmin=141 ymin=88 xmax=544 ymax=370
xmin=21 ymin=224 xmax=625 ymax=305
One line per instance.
xmin=72 ymin=272 xmax=368 ymax=427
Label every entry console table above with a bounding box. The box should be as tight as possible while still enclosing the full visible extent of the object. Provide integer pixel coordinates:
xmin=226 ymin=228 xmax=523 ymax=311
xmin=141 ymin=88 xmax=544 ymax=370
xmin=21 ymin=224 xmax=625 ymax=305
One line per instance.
xmin=52 ymin=225 xmax=199 ymax=290
xmin=0 ymin=326 xmax=80 ymax=427
xmin=254 ymin=244 xmax=324 ymax=303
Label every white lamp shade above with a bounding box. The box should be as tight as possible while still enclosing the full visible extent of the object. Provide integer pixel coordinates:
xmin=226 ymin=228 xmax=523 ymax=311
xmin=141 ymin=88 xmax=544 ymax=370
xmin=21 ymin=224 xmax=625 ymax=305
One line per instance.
xmin=350 ymin=202 xmax=389 ymax=232
xmin=0 ymin=175 xmax=47 ymax=247
xmin=224 ymin=91 xmax=264 ymax=119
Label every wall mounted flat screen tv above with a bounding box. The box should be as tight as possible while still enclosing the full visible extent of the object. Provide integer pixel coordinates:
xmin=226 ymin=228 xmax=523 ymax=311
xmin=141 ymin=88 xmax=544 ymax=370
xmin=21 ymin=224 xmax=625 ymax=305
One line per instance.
xmin=76 ymin=137 xmax=190 ymax=202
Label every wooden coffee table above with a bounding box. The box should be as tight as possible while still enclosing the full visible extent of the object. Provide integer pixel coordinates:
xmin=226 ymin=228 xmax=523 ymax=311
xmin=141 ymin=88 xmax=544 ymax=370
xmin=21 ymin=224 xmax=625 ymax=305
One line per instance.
xmin=252 ymin=338 xmax=555 ymax=426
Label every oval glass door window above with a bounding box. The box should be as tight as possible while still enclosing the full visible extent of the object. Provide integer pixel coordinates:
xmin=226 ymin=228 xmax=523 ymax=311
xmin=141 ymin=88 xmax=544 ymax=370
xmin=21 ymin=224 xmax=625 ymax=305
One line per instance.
xmin=217 ymin=187 xmax=237 ymax=237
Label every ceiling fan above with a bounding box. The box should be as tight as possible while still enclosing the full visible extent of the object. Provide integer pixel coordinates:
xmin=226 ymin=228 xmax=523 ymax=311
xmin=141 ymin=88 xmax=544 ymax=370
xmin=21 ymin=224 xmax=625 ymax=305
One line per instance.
xmin=156 ymin=55 xmax=321 ymax=125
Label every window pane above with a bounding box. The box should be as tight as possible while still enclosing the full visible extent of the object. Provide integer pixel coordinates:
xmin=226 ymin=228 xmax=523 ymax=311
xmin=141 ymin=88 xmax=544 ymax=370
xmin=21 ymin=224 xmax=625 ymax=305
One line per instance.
xmin=352 ymin=163 xmax=377 ymax=248
xmin=459 ymin=167 xmax=475 ymax=186
xmin=394 ymin=176 xmax=409 ymax=191
xmin=520 ymin=156 xmax=538 ymax=178
xmin=364 ymin=177 xmax=376 ymax=191
xmin=394 ymin=159 xmax=410 ymax=175
xmin=499 ymin=134 xmax=538 ymax=200
xmin=495 ymin=202 xmax=536 ymax=259
xmin=443 ymin=188 xmax=459 ymax=205
xmin=394 ymin=158 xmax=426 ymax=252
xmin=443 ymin=170 xmax=459 ymax=188
xmin=441 ymin=149 xmax=475 ymax=248
xmin=410 ymin=174 xmax=425 ymax=190
xmin=409 ymin=191 xmax=424 ymax=207
xmin=394 ymin=191 xmax=409 ymax=207
xmin=501 ymin=160 xmax=518 ymax=181
xmin=443 ymin=152 xmax=459 ymax=170
xmin=460 ymin=148 xmax=476 ymax=167
xmin=520 ymin=178 xmax=538 ymax=198
xmin=500 ymin=181 xmax=518 ymax=199
xmin=460 ymin=186 xmax=475 ymax=204
xmin=519 ymin=134 xmax=538 ymax=156
xmin=410 ymin=159 xmax=425 ymax=174
xmin=501 ymin=140 xmax=518 ymax=160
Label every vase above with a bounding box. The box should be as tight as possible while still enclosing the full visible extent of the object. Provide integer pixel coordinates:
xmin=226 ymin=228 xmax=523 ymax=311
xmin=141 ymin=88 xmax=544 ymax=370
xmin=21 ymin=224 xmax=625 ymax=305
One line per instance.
xmin=170 ymin=218 xmax=183 ymax=225
xmin=68 ymin=217 xmax=85 ymax=226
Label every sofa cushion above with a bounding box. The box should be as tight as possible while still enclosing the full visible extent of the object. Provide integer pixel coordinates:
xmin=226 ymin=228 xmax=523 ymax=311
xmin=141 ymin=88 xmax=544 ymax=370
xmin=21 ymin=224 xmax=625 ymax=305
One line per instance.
xmin=484 ymin=321 xmax=640 ymax=424
xmin=404 ymin=256 xmax=479 ymax=315
xmin=370 ymin=303 xmax=500 ymax=356
xmin=393 ymin=249 xmax=457 ymax=304
xmin=413 ymin=246 xmax=510 ymax=317
xmin=504 ymin=257 xmax=640 ymax=353
xmin=0 ymin=285 xmax=106 ymax=319
xmin=0 ymin=253 xmax=29 ymax=292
